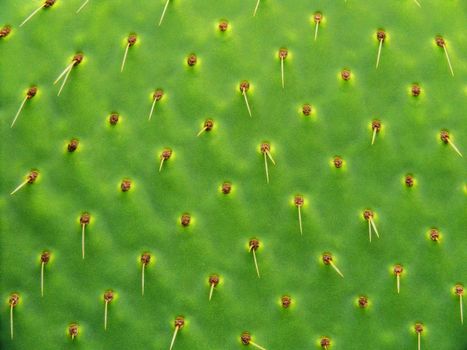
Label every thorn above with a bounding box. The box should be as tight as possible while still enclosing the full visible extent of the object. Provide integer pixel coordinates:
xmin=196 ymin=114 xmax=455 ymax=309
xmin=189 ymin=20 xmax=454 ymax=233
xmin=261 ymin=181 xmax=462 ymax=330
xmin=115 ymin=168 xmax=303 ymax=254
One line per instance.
xmin=79 ymin=213 xmax=90 ymax=259
xmin=375 ymin=30 xmax=386 ymax=69
xmin=371 ymin=128 xmax=378 ymax=145
xmin=76 ymin=0 xmax=89 ymax=13
xmin=297 ymin=206 xmax=303 ymax=235
xmin=121 ymin=44 xmax=130 ymax=72
xmin=281 ymin=57 xmax=284 ymax=88
xmin=169 ymin=317 xmax=184 ymax=350
xmin=443 ymin=45 xmax=454 ymax=76
xmin=81 ymin=224 xmax=86 ymax=259
xmin=41 ymin=262 xmax=44 ymax=297
xmin=455 ymin=285 xmax=464 ymax=324
xmin=148 ymin=99 xmax=157 ymax=121
xmin=253 ymin=0 xmax=261 ymax=16
xmin=370 ymin=218 xmax=380 ymax=238
xmin=278 ymin=49 xmax=288 ymax=89
xmin=159 ymin=149 xmax=172 ymax=173
xmin=252 ymin=249 xmax=260 ymax=278
xmin=169 ymin=326 xmax=179 ymax=350
xmin=250 ymin=341 xmax=267 ymax=350
xmin=104 ymin=301 xmax=108 ymax=330
xmin=54 ymin=54 xmax=84 ymax=96
xmin=209 ymin=283 xmax=215 ymax=301
xmin=19 ymin=4 xmax=44 ymax=27
xmin=9 ymin=294 xmax=19 ymax=340
xmin=368 ymin=219 xmax=372 ymax=242
xmin=294 ymin=195 xmax=304 ymax=235
xmin=371 ymin=120 xmax=381 ymax=145
xmin=159 ymin=0 xmax=170 ymax=26
xmin=208 ymin=275 xmax=220 ymax=301
xmin=249 ymin=239 xmax=260 ymax=278
xmin=447 ymin=139 xmax=463 ymax=157
xmin=10 ymin=170 xmax=38 ymax=195
xmin=53 ymin=62 xmax=74 ymax=85
xmin=11 ymin=97 xmax=28 ymax=128
xmin=313 ymin=13 xmax=323 ymax=41
xmin=460 ymin=294 xmax=464 ymax=325
xmin=57 ymin=65 xmax=73 ymax=96
xmin=394 ymin=265 xmax=403 ymax=294
xmin=10 ymin=305 xmax=14 ymax=340
xmin=263 ymin=153 xmax=269 ymax=184
xmin=197 ymin=127 xmax=207 ymax=137
xmin=418 ymin=332 xmax=421 ymax=350
xmin=141 ymin=253 xmax=151 ymax=296
xmin=376 ymin=39 xmax=383 ymax=68
xmin=330 ymin=261 xmax=344 ymax=278
xmin=242 ymin=89 xmax=252 ymax=117
xmin=142 ymin=264 xmax=145 ymax=296
xmin=10 ymin=179 xmax=29 ymax=196
xmin=260 ymin=143 xmax=274 ymax=184
xmin=148 ymin=89 xmax=164 ymax=121
xmin=103 ymin=291 xmax=114 ymax=331
xmin=266 ymin=151 xmax=276 ymax=165
xmin=413 ymin=0 xmax=421 ymax=7
xmin=323 ymin=253 xmax=344 ymax=278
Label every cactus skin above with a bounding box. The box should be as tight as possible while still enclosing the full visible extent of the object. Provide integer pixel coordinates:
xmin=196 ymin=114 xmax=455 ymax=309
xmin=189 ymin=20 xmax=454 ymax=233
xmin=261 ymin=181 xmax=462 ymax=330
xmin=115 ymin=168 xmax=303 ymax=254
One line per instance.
xmin=1 ymin=0 xmax=466 ymax=349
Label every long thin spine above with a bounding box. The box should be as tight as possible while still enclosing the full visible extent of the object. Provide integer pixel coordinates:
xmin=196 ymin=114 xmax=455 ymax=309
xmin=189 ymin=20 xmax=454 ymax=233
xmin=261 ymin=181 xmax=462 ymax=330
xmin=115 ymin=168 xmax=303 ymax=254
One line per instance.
xmin=142 ymin=265 xmax=145 ymax=296
xmin=266 ymin=151 xmax=275 ymax=165
xmin=121 ymin=44 xmax=130 ymax=72
xmin=447 ymin=139 xmax=463 ymax=157
xmin=330 ymin=262 xmax=344 ymax=278
xmin=314 ymin=23 xmax=319 ymax=41
xmin=10 ymin=305 xmax=14 ymax=339
xmin=242 ymin=90 xmax=252 ymax=117
xmin=10 ymin=179 xmax=29 ymax=196
xmin=104 ymin=301 xmax=108 ymax=330
xmin=252 ymin=250 xmax=260 ymax=278
xmin=281 ymin=58 xmax=284 ymax=88
xmin=148 ymin=99 xmax=157 ymax=121
xmin=263 ymin=153 xmax=269 ymax=184
xmin=413 ymin=0 xmax=421 ymax=7
xmin=460 ymin=295 xmax=464 ymax=324
xmin=418 ymin=332 xmax=421 ymax=350
xmin=19 ymin=4 xmax=43 ymax=27
xmin=41 ymin=262 xmax=44 ymax=297
xmin=54 ymin=63 xmax=74 ymax=85
xmin=57 ymin=66 xmax=73 ymax=96
xmin=209 ymin=283 xmax=215 ymax=301
xmin=397 ymin=274 xmax=401 ymax=294
xmin=81 ymin=224 xmax=85 ymax=259
xmin=370 ymin=218 xmax=380 ymax=238
xmin=250 ymin=341 xmax=267 ymax=350
xmin=11 ymin=97 xmax=28 ymax=128
xmin=159 ymin=159 xmax=165 ymax=172
xmin=159 ymin=0 xmax=170 ymax=26
xmin=298 ymin=206 xmax=303 ymax=235
xmin=253 ymin=0 xmax=260 ymax=16
xmin=76 ymin=0 xmax=90 ymax=14
xmin=368 ymin=219 xmax=372 ymax=242
xmin=169 ymin=326 xmax=179 ymax=350
xmin=376 ymin=40 xmax=383 ymax=68
xmin=443 ymin=46 xmax=454 ymax=76
xmin=197 ymin=127 xmax=207 ymax=137
xmin=371 ymin=128 xmax=377 ymax=145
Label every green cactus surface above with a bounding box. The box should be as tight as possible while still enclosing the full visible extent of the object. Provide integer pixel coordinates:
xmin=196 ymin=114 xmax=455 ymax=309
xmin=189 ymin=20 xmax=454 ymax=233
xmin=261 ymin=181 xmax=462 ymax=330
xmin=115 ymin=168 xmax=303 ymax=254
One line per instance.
xmin=1 ymin=0 xmax=466 ymax=349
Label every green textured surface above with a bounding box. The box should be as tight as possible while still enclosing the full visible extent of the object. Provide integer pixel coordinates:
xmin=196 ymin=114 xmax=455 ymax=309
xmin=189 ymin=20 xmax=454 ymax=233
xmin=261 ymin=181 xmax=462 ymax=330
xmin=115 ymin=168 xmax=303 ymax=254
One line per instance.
xmin=1 ymin=0 xmax=466 ymax=349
